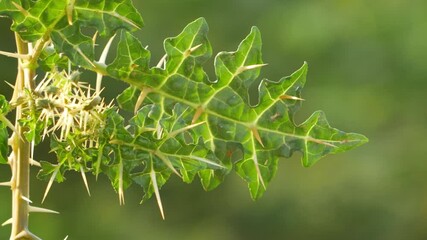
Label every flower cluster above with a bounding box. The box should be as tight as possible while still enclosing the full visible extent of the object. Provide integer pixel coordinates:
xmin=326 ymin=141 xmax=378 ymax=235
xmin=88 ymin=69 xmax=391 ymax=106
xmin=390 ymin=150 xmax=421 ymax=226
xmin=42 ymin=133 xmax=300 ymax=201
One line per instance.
xmin=29 ymin=70 xmax=112 ymax=146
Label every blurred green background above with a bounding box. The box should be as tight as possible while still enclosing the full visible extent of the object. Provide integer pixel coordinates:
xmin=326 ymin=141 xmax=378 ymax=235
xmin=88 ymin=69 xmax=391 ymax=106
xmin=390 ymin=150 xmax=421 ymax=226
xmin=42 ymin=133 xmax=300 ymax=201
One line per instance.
xmin=1 ymin=0 xmax=427 ymax=239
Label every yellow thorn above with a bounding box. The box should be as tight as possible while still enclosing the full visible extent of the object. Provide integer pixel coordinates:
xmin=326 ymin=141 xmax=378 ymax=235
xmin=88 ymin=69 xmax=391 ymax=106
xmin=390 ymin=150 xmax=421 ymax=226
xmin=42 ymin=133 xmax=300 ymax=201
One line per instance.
xmin=1 ymin=218 xmax=12 ymax=226
xmin=30 ymin=159 xmax=41 ymax=167
xmin=0 ymin=114 xmax=17 ymax=133
xmin=14 ymin=229 xmax=42 ymax=240
xmin=251 ymin=128 xmax=265 ymax=148
xmin=119 ymin=187 xmax=125 ymax=206
xmin=307 ymin=137 xmax=337 ymax=148
xmin=191 ymin=106 xmax=204 ymax=124
xmin=80 ymin=166 xmax=91 ymax=196
xmin=155 ymin=152 xmax=181 ymax=178
xmin=190 ymin=43 xmax=203 ymax=52
xmin=28 ymin=205 xmax=59 ymax=214
xmin=92 ymin=31 xmax=99 ymax=47
xmin=134 ymin=88 xmax=152 ymax=114
xmin=0 ymin=50 xmax=30 ymax=59
xmin=188 ymin=156 xmax=226 ymax=169
xmin=252 ymin=153 xmax=266 ymax=190
xmin=11 ymin=2 xmax=29 ymax=16
xmin=168 ymin=121 xmax=206 ymax=138
xmin=5 ymin=81 xmax=15 ymax=89
xmin=156 ymin=54 xmax=167 ymax=68
xmin=237 ymin=63 xmax=268 ymax=74
xmin=42 ymin=167 xmax=60 ymax=203
xmin=21 ymin=195 xmax=33 ymax=203
xmin=280 ymin=95 xmax=305 ymax=101
xmin=0 ymin=182 xmax=11 ymax=187
xmin=150 ymin=170 xmax=165 ymax=220
xmin=118 ymin=161 xmax=125 ymax=205
xmin=66 ymin=0 xmax=76 ymax=25
xmin=96 ymin=34 xmax=116 ymax=93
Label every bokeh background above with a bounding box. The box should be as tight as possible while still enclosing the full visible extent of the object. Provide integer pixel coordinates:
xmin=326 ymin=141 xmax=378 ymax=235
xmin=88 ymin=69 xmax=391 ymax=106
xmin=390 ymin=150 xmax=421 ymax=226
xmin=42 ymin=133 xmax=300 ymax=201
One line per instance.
xmin=1 ymin=0 xmax=427 ymax=239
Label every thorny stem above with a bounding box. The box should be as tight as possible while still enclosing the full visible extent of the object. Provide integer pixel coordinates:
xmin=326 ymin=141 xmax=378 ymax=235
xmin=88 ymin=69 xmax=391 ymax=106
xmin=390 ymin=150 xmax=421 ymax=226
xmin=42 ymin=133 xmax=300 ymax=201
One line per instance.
xmin=9 ymin=33 xmax=35 ymax=240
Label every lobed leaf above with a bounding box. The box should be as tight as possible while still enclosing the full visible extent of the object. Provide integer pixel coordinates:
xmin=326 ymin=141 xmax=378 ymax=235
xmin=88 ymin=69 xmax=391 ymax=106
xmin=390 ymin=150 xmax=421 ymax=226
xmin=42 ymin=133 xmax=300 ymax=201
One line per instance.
xmin=108 ymin=18 xmax=368 ymax=199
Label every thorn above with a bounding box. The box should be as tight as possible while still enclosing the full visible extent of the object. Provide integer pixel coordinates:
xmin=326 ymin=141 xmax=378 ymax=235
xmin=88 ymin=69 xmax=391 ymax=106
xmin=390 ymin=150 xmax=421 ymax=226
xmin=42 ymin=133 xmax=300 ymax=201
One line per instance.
xmin=80 ymin=166 xmax=91 ymax=197
xmin=156 ymin=54 xmax=167 ymax=68
xmin=92 ymin=31 xmax=99 ymax=47
xmin=99 ymin=37 xmax=117 ymax=59
xmin=66 ymin=0 xmax=75 ymax=25
xmin=96 ymin=34 xmax=116 ymax=93
xmin=0 ymin=182 xmax=11 ymax=187
xmin=11 ymin=2 xmax=29 ymax=16
xmin=150 ymin=169 xmax=165 ymax=220
xmin=237 ymin=63 xmax=268 ymax=74
xmin=155 ymin=152 xmax=181 ymax=178
xmin=156 ymin=124 xmax=163 ymax=140
xmin=29 ymin=205 xmax=59 ymax=214
xmin=134 ymin=87 xmax=152 ymax=114
xmin=5 ymin=81 xmax=15 ymax=89
xmin=0 ymin=114 xmax=17 ymax=133
xmin=280 ymin=95 xmax=305 ymax=101
xmin=118 ymin=187 xmax=125 ymax=206
xmin=64 ymin=236 xmax=69 ymax=240
xmin=1 ymin=218 xmax=12 ymax=226
xmin=168 ymin=121 xmax=206 ymax=138
xmin=14 ymin=229 xmax=42 ymax=240
xmin=191 ymin=106 xmax=204 ymax=124
xmin=252 ymin=153 xmax=266 ymax=190
xmin=77 ymin=48 xmax=96 ymax=68
xmin=7 ymin=154 xmax=13 ymax=165
xmin=118 ymin=160 xmax=125 ymax=205
xmin=184 ymin=43 xmax=203 ymax=58
xmin=0 ymin=50 xmax=30 ymax=59
xmin=21 ymin=195 xmax=33 ymax=204
xmin=307 ymin=137 xmax=337 ymax=148
xmin=190 ymin=43 xmax=203 ymax=52
xmin=30 ymin=159 xmax=41 ymax=167
xmin=42 ymin=167 xmax=59 ymax=203
xmin=251 ymin=128 xmax=265 ymax=148
xmin=30 ymin=140 xmax=35 ymax=164
xmin=187 ymin=155 xmax=226 ymax=169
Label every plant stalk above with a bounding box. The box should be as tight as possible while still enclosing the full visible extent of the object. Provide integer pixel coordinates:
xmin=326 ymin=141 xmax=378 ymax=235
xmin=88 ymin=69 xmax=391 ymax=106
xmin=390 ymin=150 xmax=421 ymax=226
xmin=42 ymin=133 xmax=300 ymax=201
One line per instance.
xmin=9 ymin=33 xmax=34 ymax=240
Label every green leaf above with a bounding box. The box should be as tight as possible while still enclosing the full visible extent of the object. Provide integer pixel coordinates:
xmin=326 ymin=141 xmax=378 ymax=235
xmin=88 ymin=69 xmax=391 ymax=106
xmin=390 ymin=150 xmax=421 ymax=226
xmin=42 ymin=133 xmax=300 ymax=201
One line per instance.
xmin=0 ymin=0 xmax=66 ymax=41
xmin=106 ymin=19 xmax=368 ymax=199
xmin=73 ymin=0 xmax=143 ymax=37
xmin=38 ymin=45 xmax=69 ymax=71
xmin=1 ymin=0 xmax=143 ymax=70
xmin=0 ymin=127 xmax=8 ymax=164
xmin=107 ymin=31 xmax=152 ymax=84
xmin=0 ymin=95 xmax=10 ymax=164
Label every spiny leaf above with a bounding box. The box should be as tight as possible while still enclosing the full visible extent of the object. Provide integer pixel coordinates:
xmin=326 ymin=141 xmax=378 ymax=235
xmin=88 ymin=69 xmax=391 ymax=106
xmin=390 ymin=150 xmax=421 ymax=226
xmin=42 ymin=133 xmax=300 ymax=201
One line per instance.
xmin=106 ymin=18 xmax=368 ymax=199
xmin=1 ymin=0 xmax=143 ymax=70
xmin=0 ymin=95 xmax=10 ymax=164
xmin=0 ymin=0 xmax=143 ymax=42
xmin=0 ymin=0 xmax=66 ymax=41
xmin=73 ymin=0 xmax=143 ymax=36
